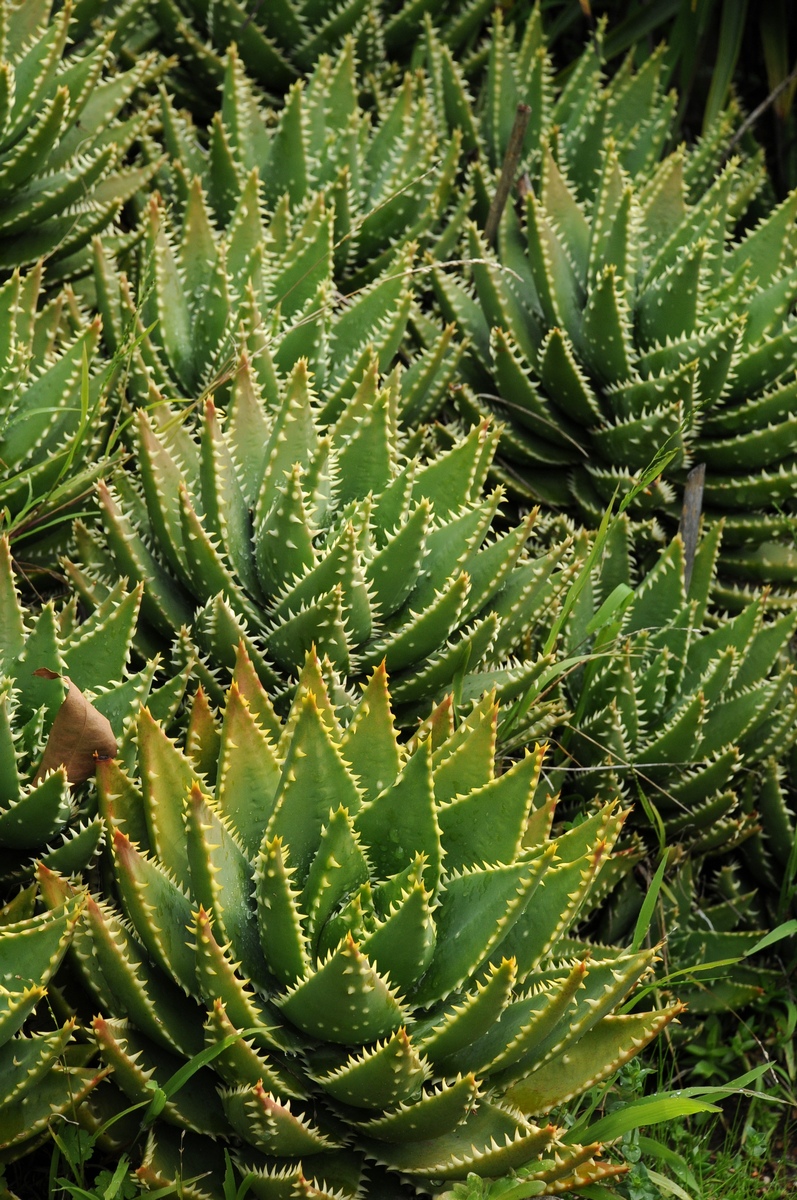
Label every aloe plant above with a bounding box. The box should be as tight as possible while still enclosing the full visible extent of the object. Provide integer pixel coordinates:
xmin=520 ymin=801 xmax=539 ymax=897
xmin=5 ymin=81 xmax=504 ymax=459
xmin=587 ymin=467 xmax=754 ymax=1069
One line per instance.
xmin=0 ymin=0 xmax=163 ymax=280
xmin=642 ymin=859 xmax=791 ymax=1016
xmin=77 ymin=0 xmax=497 ymax=111
xmin=533 ymin=518 xmax=797 ymax=863
xmin=95 ymin=190 xmax=422 ymax=412
xmin=510 ymin=516 xmax=797 ymax=1016
xmin=419 ymin=9 xmax=797 ymax=605
xmin=738 ymin=755 xmax=797 ymax=921
xmin=566 ymin=0 xmax=797 ymax=198
xmin=40 ymin=647 xmax=681 ymax=1198
xmin=91 ymin=36 xmax=462 ymax=415
xmin=0 ymin=890 xmax=107 ymax=1162
xmin=154 ymin=39 xmax=461 ymax=286
xmin=0 ymin=264 xmax=124 ymax=559
xmin=0 ymin=535 xmax=186 ymax=890
xmin=68 ymin=353 xmax=573 ymax=728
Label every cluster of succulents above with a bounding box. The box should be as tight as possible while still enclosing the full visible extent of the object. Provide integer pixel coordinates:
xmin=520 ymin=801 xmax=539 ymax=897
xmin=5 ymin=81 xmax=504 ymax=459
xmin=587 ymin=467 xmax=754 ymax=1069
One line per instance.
xmin=520 ymin=518 xmax=797 ymax=1009
xmin=0 ymin=264 xmax=117 ymax=557
xmin=0 ymin=526 xmax=188 ymax=1169
xmin=0 ymin=891 xmax=105 ymax=1160
xmin=39 ymin=648 xmax=680 ymax=1197
xmin=89 ymin=36 xmax=464 ymax=414
xmin=648 ymin=858 xmax=789 ymax=1015
xmin=0 ymin=534 xmax=187 ymax=890
xmin=69 ymin=355 xmax=573 ymax=734
xmin=540 ymin=518 xmax=797 ymax=863
xmin=739 ymin=753 xmax=797 ymax=921
xmin=94 ymin=179 xmax=425 ymax=412
xmin=0 ymin=0 xmax=162 ymax=280
xmin=153 ymin=39 xmax=462 ymax=282
xmin=76 ymin=0 xmax=498 ymax=113
xmin=419 ymin=13 xmax=797 ymax=605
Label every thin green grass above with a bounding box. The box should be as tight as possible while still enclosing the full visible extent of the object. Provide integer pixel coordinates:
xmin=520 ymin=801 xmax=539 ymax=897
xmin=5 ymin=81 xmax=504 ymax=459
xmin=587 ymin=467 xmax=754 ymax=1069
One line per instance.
xmin=632 ymin=1107 xmax=797 ymax=1200
xmin=696 ymin=1150 xmax=796 ymax=1200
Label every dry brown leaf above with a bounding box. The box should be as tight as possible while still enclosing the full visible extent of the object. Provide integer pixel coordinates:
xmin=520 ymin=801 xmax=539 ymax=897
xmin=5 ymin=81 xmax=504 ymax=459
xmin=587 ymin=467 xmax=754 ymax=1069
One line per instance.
xmin=33 ymin=668 xmax=117 ymax=785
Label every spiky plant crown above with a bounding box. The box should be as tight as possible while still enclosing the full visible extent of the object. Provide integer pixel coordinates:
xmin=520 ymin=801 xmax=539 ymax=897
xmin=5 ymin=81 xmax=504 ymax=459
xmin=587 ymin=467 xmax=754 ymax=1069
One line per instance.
xmin=637 ymin=744 xmax=797 ymax=1006
xmin=69 ymin=353 xmax=573 ymax=730
xmin=638 ymin=858 xmax=792 ymax=1016
xmin=152 ymin=40 xmax=463 ymax=288
xmin=738 ymin=753 xmax=797 ymax=921
xmin=420 ymin=10 xmax=797 ymax=606
xmin=91 ymin=38 xmax=464 ymax=413
xmin=519 ymin=516 xmax=797 ymax=1011
xmin=422 ymin=7 xmax=686 ymax=184
xmin=94 ymin=191 xmax=424 ymax=413
xmin=0 ymin=264 xmax=124 ymax=558
xmin=80 ymin=0 xmax=495 ymax=113
xmin=39 ymin=647 xmax=681 ymax=1198
xmin=0 ymin=535 xmax=186 ymax=889
xmin=0 ymin=0 xmax=163 ymax=280
xmin=0 ymin=889 xmax=106 ymax=1162
xmin=536 ymin=518 xmax=797 ymax=863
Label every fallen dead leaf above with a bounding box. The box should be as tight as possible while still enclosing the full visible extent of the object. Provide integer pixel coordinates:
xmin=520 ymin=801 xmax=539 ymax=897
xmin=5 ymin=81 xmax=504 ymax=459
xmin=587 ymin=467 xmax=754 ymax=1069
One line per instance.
xmin=32 ymin=668 xmax=117 ymax=785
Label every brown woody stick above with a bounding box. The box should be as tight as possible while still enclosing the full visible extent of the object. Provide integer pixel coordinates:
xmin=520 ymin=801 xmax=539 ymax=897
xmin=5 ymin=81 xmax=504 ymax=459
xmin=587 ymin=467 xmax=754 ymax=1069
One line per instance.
xmin=484 ymin=103 xmax=531 ymax=245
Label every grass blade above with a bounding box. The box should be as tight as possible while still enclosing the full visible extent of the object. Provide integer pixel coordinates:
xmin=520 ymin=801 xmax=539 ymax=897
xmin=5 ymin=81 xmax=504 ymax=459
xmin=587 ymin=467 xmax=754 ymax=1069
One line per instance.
xmin=631 ymin=853 xmax=668 ymax=952
xmin=703 ymin=0 xmax=750 ymax=130
xmin=565 ymin=1095 xmax=721 ymax=1145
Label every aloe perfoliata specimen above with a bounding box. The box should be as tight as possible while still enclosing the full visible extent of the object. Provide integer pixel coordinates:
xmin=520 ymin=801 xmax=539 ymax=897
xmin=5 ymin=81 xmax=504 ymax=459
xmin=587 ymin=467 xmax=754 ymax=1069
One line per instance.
xmin=535 ymin=517 xmax=797 ymax=865
xmin=69 ymin=355 xmax=572 ymax=726
xmin=425 ymin=11 xmax=797 ymax=604
xmin=522 ymin=517 xmax=797 ymax=1015
xmin=152 ymin=39 xmax=462 ymax=289
xmin=526 ymin=515 xmax=797 ymax=1003
xmin=739 ymin=755 xmax=797 ymax=922
xmin=0 ymin=535 xmax=186 ymax=890
xmin=94 ymin=190 xmax=422 ymax=413
xmin=0 ymin=0 xmax=163 ymax=279
xmin=80 ymin=0 xmax=495 ymax=111
xmin=0 ymin=891 xmax=106 ymax=1162
xmin=641 ymin=859 xmax=791 ymax=1016
xmin=0 ymin=264 xmax=123 ymax=558
xmin=93 ymin=41 xmax=462 ymax=409
xmin=422 ymin=8 xmax=685 ymax=188
xmin=40 ymin=647 xmax=681 ymax=1198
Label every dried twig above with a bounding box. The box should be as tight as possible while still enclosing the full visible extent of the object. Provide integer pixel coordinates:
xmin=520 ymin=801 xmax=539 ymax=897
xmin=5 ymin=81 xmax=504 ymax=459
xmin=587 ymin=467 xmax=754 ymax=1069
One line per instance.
xmin=484 ymin=103 xmax=531 ymax=245
xmin=726 ymin=59 xmax=797 ymax=154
